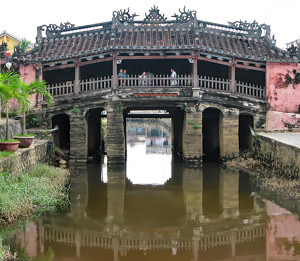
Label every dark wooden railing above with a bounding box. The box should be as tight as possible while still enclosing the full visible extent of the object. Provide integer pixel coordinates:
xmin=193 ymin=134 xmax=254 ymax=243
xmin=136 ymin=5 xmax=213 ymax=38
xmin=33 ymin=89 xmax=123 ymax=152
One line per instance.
xmin=48 ymin=74 xmax=265 ymax=99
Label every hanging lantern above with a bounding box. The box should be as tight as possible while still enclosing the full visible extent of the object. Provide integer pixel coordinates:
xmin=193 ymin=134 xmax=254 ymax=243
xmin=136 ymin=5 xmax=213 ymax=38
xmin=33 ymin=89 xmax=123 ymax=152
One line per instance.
xmin=5 ymin=50 xmax=11 ymax=57
xmin=5 ymin=61 xmax=12 ymax=70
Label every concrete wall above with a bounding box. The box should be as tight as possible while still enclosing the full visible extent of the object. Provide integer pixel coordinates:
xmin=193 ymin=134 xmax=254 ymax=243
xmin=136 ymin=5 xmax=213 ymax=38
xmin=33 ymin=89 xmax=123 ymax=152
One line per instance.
xmin=0 ymin=140 xmax=53 ymax=177
xmin=256 ymin=134 xmax=300 ymax=179
xmin=266 ymin=62 xmax=300 ymax=130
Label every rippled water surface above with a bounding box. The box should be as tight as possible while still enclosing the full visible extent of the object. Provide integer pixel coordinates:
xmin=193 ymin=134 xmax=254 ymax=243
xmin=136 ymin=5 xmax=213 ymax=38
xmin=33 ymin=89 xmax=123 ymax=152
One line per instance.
xmin=4 ymin=119 xmax=300 ymax=260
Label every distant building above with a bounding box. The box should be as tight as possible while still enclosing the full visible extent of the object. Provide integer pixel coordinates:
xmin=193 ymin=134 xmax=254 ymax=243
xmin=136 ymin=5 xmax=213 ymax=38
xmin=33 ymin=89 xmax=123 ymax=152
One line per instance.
xmin=0 ymin=30 xmax=22 ymax=54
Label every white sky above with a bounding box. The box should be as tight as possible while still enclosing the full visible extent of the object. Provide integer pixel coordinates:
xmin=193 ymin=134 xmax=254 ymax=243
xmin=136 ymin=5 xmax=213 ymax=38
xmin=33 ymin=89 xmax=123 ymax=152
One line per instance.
xmin=1 ymin=0 xmax=299 ymax=49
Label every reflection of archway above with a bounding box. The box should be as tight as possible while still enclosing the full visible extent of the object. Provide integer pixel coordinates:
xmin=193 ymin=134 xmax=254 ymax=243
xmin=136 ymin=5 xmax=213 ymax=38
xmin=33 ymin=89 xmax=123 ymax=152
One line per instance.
xmin=202 ymin=108 xmax=222 ymax=161
xmin=52 ymin=114 xmax=70 ymax=150
xmin=239 ymin=172 xmax=254 ymax=213
xmin=202 ymin=163 xmax=222 ymax=219
xmin=239 ymin=114 xmax=254 ymax=153
xmin=87 ymin=108 xmax=104 ymax=157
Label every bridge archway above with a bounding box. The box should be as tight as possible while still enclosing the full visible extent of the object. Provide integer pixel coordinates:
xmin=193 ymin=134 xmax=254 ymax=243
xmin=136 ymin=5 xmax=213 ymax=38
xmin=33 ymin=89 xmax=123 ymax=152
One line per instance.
xmin=202 ymin=108 xmax=223 ymax=162
xmin=86 ymin=108 xmax=105 ymax=158
xmin=239 ymin=114 xmax=254 ymax=154
xmin=52 ymin=114 xmax=70 ymax=150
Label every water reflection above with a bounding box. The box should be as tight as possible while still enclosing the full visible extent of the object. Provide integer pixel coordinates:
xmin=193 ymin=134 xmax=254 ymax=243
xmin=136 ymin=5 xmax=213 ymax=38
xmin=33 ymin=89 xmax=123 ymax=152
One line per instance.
xmin=4 ymin=119 xmax=300 ymax=261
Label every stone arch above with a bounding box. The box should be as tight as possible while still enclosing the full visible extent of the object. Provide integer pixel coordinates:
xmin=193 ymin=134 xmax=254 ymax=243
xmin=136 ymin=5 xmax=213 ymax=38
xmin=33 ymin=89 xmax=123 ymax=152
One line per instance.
xmin=202 ymin=107 xmax=223 ymax=161
xmin=239 ymin=113 xmax=254 ymax=154
xmin=51 ymin=114 xmax=70 ymax=150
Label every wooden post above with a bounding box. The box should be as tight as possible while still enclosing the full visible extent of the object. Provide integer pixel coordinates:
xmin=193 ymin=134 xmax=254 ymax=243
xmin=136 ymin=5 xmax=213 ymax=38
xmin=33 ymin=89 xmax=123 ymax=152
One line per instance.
xmin=230 ymin=59 xmax=236 ymax=94
xmin=193 ymin=50 xmax=198 ymax=87
xmin=112 ymin=51 xmax=118 ymax=89
xmin=74 ymin=59 xmax=80 ymax=95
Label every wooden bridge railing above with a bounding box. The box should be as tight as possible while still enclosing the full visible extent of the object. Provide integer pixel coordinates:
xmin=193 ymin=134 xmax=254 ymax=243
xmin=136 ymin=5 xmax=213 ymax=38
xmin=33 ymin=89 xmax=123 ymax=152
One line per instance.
xmin=47 ymin=74 xmax=265 ymax=99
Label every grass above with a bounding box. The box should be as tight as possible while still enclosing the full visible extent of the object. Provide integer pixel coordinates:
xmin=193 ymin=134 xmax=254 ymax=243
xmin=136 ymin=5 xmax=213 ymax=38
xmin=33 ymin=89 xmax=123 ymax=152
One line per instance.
xmin=0 ymin=140 xmax=19 ymax=143
xmin=0 ymin=151 xmax=14 ymax=158
xmin=13 ymin=134 xmax=34 ymax=137
xmin=0 ymin=164 xmax=70 ymax=226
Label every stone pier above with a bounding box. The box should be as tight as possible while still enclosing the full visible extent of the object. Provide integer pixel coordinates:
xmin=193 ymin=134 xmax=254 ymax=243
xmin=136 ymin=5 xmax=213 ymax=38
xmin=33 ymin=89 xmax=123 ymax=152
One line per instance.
xmin=182 ymin=107 xmax=203 ymax=164
xmin=106 ymin=106 xmax=126 ymax=165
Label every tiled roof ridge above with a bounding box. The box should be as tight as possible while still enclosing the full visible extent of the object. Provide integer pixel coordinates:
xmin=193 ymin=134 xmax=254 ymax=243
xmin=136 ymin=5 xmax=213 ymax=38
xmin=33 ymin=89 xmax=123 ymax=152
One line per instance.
xmin=13 ymin=7 xmax=299 ymax=63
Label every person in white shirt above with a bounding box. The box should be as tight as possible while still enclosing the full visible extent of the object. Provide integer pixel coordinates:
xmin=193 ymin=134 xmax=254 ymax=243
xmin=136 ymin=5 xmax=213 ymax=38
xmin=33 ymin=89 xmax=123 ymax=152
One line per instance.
xmin=170 ymin=68 xmax=177 ymax=86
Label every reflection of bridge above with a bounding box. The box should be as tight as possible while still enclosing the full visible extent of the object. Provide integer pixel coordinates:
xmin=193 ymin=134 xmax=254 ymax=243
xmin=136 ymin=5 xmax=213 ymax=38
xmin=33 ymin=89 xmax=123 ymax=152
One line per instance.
xmin=44 ymin=224 xmax=265 ymax=250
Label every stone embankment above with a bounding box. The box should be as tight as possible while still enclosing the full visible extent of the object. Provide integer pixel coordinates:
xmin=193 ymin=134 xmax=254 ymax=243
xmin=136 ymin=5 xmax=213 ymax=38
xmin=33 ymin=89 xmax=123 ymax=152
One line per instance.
xmin=0 ymin=119 xmax=21 ymax=140
xmin=225 ymin=132 xmax=300 ymax=204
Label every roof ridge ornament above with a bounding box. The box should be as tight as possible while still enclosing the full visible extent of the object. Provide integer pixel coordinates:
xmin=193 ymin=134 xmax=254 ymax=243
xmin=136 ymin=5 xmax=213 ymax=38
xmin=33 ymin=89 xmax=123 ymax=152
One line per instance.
xmin=172 ymin=6 xmax=197 ymax=22
xmin=228 ymin=20 xmax=270 ymax=37
xmin=113 ymin=8 xmax=139 ymax=23
xmin=37 ymin=21 xmax=75 ymax=39
xmin=144 ymin=5 xmax=167 ymax=22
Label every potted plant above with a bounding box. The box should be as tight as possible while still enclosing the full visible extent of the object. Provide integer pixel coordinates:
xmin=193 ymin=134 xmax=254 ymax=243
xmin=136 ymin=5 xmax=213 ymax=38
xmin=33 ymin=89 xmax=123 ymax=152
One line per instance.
xmin=13 ymin=78 xmax=53 ymax=148
xmin=0 ymin=72 xmax=28 ymax=152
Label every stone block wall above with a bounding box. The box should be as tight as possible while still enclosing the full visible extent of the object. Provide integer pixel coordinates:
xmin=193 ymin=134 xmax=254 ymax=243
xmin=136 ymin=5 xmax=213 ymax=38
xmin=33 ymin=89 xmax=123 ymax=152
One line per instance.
xmin=182 ymin=107 xmax=203 ymax=164
xmin=220 ymin=109 xmax=239 ymax=161
xmin=0 ymin=140 xmax=53 ymax=177
xmin=0 ymin=119 xmax=21 ymax=140
xmin=256 ymin=134 xmax=300 ymax=179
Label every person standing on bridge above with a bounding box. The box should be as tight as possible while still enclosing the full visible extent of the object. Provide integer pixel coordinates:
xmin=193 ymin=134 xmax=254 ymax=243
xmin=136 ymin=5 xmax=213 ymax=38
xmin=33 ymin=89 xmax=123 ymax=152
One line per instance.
xmin=170 ymin=68 xmax=177 ymax=86
xmin=118 ymin=69 xmax=124 ymax=86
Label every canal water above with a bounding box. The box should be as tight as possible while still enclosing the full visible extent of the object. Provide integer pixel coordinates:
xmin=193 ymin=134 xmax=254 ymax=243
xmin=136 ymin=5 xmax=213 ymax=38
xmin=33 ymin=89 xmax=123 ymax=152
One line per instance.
xmin=3 ymin=119 xmax=300 ymax=260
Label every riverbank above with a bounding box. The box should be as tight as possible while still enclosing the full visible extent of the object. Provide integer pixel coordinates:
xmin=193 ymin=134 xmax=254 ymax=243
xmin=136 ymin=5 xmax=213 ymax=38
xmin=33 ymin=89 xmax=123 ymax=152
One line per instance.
xmin=0 ymin=164 xmax=70 ymax=226
xmin=225 ymin=157 xmax=300 ymax=201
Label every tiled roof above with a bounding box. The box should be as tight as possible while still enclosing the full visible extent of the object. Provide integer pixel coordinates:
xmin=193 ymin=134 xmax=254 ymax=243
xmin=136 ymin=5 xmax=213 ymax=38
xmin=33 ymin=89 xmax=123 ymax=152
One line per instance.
xmin=16 ymin=7 xmax=299 ymax=64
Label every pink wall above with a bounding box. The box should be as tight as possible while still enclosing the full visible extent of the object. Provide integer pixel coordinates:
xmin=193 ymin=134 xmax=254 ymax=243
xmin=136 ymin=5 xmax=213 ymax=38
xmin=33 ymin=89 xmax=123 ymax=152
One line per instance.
xmin=266 ymin=62 xmax=300 ymax=130
xmin=8 ymin=63 xmax=43 ymax=111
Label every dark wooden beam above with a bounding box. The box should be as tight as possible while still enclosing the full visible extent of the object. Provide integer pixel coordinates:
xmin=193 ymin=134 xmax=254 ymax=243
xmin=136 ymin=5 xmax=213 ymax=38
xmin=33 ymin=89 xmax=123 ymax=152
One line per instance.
xmin=235 ymin=63 xmax=266 ymax=72
xmin=117 ymin=55 xmax=193 ymax=60
xmin=43 ymin=63 xmax=75 ymax=71
xmin=198 ymin=56 xmax=231 ymax=67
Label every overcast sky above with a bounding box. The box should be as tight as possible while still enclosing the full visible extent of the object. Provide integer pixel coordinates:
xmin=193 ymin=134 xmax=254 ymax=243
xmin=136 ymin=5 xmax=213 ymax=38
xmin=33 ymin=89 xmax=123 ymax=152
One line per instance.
xmin=1 ymin=0 xmax=299 ymax=49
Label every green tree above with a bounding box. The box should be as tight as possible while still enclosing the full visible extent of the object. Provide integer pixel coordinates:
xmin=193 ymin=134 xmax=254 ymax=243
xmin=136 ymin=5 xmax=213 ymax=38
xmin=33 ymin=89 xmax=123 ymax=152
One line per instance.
xmin=19 ymin=79 xmax=53 ymax=135
xmin=20 ymin=38 xmax=32 ymax=52
xmin=0 ymin=72 xmax=29 ymax=140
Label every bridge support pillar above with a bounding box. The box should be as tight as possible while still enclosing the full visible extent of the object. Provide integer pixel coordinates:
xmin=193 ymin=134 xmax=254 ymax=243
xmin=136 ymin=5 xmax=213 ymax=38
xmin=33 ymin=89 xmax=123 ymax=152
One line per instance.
xmin=107 ymin=106 xmax=125 ymax=164
xmin=183 ymin=167 xmax=203 ymax=221
xmin=220 ymin=169 xmax=239 ymax=218
xmin=106 ymin=164 xmax=125 ymax=223
xmin=182 ymin=106 xmax=203 ymax=164
xmin=220 ymin=109 xmax=239 ymax=161
xmin=69 ymin=114 xmax=87 ymax=164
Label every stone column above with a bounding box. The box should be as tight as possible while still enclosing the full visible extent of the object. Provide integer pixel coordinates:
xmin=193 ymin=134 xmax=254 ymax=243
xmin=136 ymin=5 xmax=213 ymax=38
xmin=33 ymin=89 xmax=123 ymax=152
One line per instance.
xmin=182 ymin=106 xmax=202 ymax=164
xmin=219 ymin=168 xmax=239 ymax=218
xmin=69 ymin=114 xmax=88 ymax=165
xmin=106 ymin=105 xmax=126 ymax=165
xmin=183 ymin=166 xmax=203 ymax=221
xmin=220 ymin=108 xmax=239 ymax=161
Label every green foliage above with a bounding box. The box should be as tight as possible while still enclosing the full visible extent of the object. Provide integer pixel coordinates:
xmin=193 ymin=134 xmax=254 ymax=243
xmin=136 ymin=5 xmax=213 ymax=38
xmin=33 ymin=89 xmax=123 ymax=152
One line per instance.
xmin=26 ymin=116 xmax=40 ymax=128
xmin=0 ymin=151 xmax=14 ymax=158
xmin=0 ymin=139 xmax=19 ymax=142
xmin=14 ymin=133 xmax=34 ymax=137
xmin=72 ymin=106 xmax=81 ymax=115
xmin=20 ymin=38 xmax=32 ymax=52
xmin=1 ymin=109 xmax=18 ymax=118
xmin=0 ymin=164 xmax=70 ymax=225
xmin=188 ymin=119 xmax=200 ymax=130
xmin=114 ymin=103 xmax=124 ymax=115
xmin=180 ymin=102 xmax=188 ymax=111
